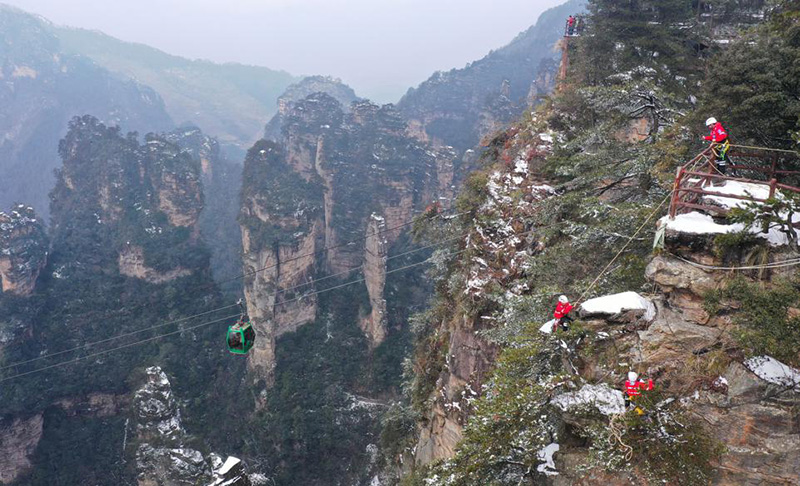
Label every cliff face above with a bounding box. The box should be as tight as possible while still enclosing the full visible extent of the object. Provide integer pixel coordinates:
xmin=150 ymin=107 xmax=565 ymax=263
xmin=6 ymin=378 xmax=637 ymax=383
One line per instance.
xmin=636 ymin=238 xmax=800 ymax=485
xmin=0 ymin=205 xmax=47 ymax=296
xmin=51 ymin=115 xmax=205 ymax=283
xmin=0 ymin=5 xmax=173 ymax=217
xmin=404 ymin=66 xmax=800 ymax=483
xmin=241 ymin=92 xmax=455 ymax=382
xmin=263 ymin=76 xmax=360 ymax=142
xmin=413 ymin=128 xmax=557 ymax=465
xmin=0 ymin=414 xmax=44 ymax=484
xmin=134 ymin=366 xmax=212 ymax=486
xmin=0 ymin=115 xmax=247 ymax=485
xmin=396 ymin=0 xmax=585 ymax=153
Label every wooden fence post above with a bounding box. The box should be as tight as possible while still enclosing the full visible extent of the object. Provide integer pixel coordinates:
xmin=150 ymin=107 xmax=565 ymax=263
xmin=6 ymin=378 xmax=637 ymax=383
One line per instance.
xmin=670 ymin=167 xmax=684 ymax=218
xmin=771 ymin=153 xmax=778 ymax=180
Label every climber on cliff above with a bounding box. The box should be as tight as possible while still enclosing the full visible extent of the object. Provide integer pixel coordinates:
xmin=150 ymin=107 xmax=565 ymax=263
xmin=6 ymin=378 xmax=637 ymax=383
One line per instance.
xmin=704 ymin=117 xmax=731 ymax=175
xmin=624 ymin=371 xmax=654 ymax=415
xmin=423 ymin=201 xmax=441 ymax=218
xmin=566 ymin=15 xmax=576 ymax=36
xmin=552 ymin=295 xmax=574 ymax=332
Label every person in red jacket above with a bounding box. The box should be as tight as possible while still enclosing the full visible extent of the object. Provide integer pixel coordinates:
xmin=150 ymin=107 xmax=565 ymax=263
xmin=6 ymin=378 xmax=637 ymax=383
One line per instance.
xmin=625 ymin=371 xmax=654 ymax=414
xmin=552 ymin=295 xmax=574 ymax=332
xmin=566 ymin=15 xmax=575 ymax=36
xmin=704 ymin=117 xmax=731 ymax=175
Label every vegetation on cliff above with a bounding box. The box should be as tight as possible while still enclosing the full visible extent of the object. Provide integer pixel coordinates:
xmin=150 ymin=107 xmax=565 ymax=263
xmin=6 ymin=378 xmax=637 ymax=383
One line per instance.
xmin=0 ymin=117 xmax=248 ymax=485
xmin=399 ymin=1 xmax=800 ymax=484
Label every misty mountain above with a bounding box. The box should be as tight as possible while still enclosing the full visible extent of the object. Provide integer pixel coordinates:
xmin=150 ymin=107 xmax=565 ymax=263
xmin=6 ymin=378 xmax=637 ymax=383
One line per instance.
xmin=0 ymin=3 xmax=173 ymax=218
xmin=397 ymin=0 xmax=586 ymax=152
xmin=263 ymin=75 xmax=360 ymax=141
xmin=52 ymin=25 xmax=299 ymax=148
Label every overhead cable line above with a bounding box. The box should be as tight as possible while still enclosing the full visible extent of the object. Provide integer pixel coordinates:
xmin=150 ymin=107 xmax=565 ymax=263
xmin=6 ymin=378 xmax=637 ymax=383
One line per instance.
xmin=0 ymin=248 xmax=468 ymax=384
xmin=0 ymin=302 xmax=240 ymax=372
xmin=216 ymin=210 xmax=468 ymax=286
xmin=23 ymin=209 xmax=468 ymax=330
xmin=0 ymin=233 xmax=467 ymax=373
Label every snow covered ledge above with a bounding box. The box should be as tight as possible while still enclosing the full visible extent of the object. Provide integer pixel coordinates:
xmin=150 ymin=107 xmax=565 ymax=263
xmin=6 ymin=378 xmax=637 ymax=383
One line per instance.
xmin=660 ymin=180 xmax=800 ymax=246
xmin=579 ymin=291 xmax=656 ymax=321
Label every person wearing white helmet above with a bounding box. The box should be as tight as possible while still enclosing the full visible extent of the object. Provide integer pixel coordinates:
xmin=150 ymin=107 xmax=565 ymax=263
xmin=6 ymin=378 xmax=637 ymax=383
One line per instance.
xmin=704 ymin=116 xmax=731 ymax=175
xmin=552 ymin=295 xmax=574 ymax=332
xmin=624 ymin=370 xmax=654 ymax=414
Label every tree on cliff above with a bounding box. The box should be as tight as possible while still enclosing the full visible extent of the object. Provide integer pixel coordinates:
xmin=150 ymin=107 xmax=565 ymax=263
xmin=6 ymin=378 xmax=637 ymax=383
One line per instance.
xmin=576 ymin=0 xmax=702 ymax=88
xmin=699 ymin=1 xmax=800 ymax=148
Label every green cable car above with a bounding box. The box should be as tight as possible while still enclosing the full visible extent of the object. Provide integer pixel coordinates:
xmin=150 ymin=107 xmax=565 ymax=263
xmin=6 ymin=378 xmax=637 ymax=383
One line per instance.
xmin=227 ymin=300 xmax=256 ymax=355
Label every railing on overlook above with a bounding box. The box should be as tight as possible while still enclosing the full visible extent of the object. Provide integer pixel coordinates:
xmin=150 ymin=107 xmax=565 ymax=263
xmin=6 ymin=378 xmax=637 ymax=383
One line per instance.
xmin=668 ymin=145 xmax=800 ymax=219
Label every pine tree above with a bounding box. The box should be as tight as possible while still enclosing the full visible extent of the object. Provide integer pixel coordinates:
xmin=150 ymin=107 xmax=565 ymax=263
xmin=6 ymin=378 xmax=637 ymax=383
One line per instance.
xmin=700 ymin=1 xmax=800 ymax=147
xmin=576 ymin=0 xmax=702 ymax=88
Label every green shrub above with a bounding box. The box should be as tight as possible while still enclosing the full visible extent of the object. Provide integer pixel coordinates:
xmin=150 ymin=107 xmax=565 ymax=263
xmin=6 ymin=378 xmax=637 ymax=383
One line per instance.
xmin=705 ymin=276 xmax=800 ymax=366
xmin=578 ymin=394 xmax=724 ymax=485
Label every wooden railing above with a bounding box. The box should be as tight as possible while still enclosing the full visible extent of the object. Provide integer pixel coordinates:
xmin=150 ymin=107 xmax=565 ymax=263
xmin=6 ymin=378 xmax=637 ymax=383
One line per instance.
xmin=668 ymin=145 xmax=800 ymax=218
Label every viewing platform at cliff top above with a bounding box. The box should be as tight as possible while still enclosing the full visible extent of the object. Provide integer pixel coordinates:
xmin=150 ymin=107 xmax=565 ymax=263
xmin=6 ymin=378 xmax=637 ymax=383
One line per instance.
xmin=660 ymin=145 xmax=800 ymax=246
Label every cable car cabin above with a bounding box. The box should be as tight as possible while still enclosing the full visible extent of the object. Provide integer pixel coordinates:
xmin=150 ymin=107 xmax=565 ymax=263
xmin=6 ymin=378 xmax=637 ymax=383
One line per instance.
xmin=226 ymin=319 xmax=255 ymax=355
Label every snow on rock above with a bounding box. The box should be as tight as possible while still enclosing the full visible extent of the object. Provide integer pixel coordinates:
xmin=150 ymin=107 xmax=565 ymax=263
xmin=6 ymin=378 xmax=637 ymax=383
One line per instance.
xmin=744 ymin=356 xmax=800 ymax=390
xmin=662 ymin=211 xmax=800 ymax=246
xmin=661 ymin=180 xmax=800 ymax=246
xmin=661 ymin=211 xmax=741 ymax=235
xmin=702 ymin=180 xmax=774 ymax=209
xmin=580 ymin=291 xmax=656 ymax=321
xmin=552 ymin=383 xmax=626 ymax=415
xmin=218 ymin=456 xmax=241 ymax=476
xmin=536 ymin=443 xmax=560 ymax=476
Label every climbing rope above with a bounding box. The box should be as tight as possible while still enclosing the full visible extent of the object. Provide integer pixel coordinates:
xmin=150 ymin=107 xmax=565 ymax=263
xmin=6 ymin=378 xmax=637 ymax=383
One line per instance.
xmin=576 ymin=192 xmax=673 ymax=304
xmin=727 ymin=144 xmax=800 ymax=155
xmin=608 ymin=413 xmax=634 ymax=461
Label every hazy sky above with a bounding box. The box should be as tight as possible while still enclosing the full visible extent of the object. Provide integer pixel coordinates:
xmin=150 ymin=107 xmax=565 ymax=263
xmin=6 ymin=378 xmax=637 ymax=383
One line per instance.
xmin=4 ymin=0 xmax=566 ymax=102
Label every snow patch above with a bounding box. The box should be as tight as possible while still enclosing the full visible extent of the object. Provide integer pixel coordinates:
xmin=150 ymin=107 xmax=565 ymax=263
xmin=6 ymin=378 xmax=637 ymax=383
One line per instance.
xmin=702 ymin=180 xmax=774 ymax=209
xmin=218 ymin=456 xmax=241 ymax=475
xmin=744 ymin=356 xmax=800 ymax=390
xmin=661 ymin=211 xmax=740 ymax=235
xmin=536 ymin=443 xmax=560 ymax=476
xmin=580 ymin=291 xmax=656 ymax=321
xmin=552 ymin=383 xmax=626 ymax=415
xmin=662 ymin=211 xmax=800 ymax=246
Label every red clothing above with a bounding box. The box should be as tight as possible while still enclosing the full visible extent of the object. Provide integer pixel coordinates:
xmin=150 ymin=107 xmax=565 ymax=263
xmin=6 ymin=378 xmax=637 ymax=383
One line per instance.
xmin=625 ymin=379 xmax=654 ymax=397
xmin=554 ymin=301 xmax=573 ymax=319
xmin=704 ymin=122 xmax=728 ymax=143
xmin=567 ymin=16 xmax=575 ymax=26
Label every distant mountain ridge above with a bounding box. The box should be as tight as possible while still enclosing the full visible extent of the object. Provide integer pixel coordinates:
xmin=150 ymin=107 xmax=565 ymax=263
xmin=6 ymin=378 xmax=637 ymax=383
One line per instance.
xmin=397 ymin=0 xmax=587 ymax=152
xmin=0 ymin=3 xmax=173 ymax=217
xmin=263 ymin=75 xmax=360 ymax=141
xmin=52 ymin=25 xmax=299 ymax=148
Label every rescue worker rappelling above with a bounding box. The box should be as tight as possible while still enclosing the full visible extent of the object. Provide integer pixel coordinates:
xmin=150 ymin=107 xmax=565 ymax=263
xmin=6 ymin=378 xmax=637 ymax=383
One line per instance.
xmin=552 ymin=295 xmax=574 ymax=332
xmin=624 ymin=371 xmax=653 ymax=415
xmin=704 ymin=117 xmax=731 ymax=175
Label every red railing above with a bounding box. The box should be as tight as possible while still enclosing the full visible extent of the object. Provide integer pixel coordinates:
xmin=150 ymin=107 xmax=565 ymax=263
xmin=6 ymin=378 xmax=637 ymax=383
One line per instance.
xmin=668 ymin=146 xmax=800 ymax=218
